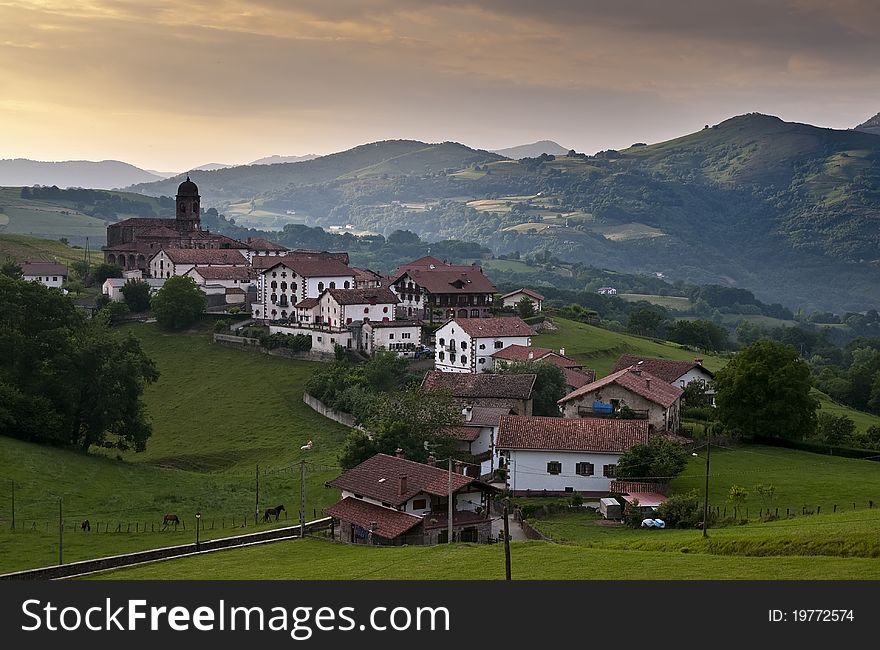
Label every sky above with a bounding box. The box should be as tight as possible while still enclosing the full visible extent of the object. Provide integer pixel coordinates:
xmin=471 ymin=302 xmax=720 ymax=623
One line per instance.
xmin=1 ymin=0 xmax=879 ymax=171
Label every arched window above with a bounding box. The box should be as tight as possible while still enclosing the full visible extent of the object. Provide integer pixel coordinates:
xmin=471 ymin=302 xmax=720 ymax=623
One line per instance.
xmin=280 ymin=281 xmax=287 ymax=291
xmin=318 ymin=282 xmax=324 ymax=292
xmin=363 ymin=307 xmax=369 ymax=314
xmin=343 ymin=281 xmax=350 ymax=288
xmin=383 ymin=306 xmax=388 ymax=313
xmin=461 ymin=341 xmax=467 ymax=350
xmin=439 ymin=338 xmax=445 ymax=346
xmin=329 ymin=282 xmax=336 ymax=289
xmin=460 ymin=355 xmax=467 ymax=364
xmin=271 ymin=281 xmax=277 ymax=289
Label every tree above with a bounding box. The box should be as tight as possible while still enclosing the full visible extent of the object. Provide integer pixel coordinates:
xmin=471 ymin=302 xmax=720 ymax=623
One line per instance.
xmin=70 ymin=260 xmax=91 ymax=282
xmin=626 ymin=307 xmax=667 ymax=337
xmin=92 ymin=263 xmax=123 ymax=285
xmin=616 ymin=437 xmax=688 ymax=482
xmin=121 ymin=279 xmax=152 ymax=312
xmin=682 ymin=379 xmax=712 ymax=409
xmin=516 ymin=296 xmax=536 ymax=319
xmin=815 ymin=412 xmax=855 ymax=446
xmin=151 ymin=276 xmax=206 ymax=330
xmin=713 ymin=340 xmax=818 ymax=440
xmin=340 ymin=388 xmax=461 ymax=469
xmin=1 ymin=258 xmax=22 ymax=279
xmin=0 ymin=275 xmax=158 ymax=451
xmin=495 ymin=361 xmax=565 ymax=416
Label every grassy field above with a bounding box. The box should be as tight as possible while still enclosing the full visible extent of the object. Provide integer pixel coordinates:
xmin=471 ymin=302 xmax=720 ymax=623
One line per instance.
xmin=535 ymin=317 xmax=729 ymax=375
xmin=90 ymin=536 xmax=880 ymax=580
xmin=620 ymin=293 xmax=694 ymax=311
xmin=0 ymin=323 xmax=350 ymax=573
xmin=0 ymin=233 xmax=88 ymax=265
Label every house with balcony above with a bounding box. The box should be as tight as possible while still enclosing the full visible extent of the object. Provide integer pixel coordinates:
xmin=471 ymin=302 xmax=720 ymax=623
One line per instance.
xmin=442 ymin=406 xmax=511 ymax=478
xmin=611 ymin=355 xmax=715 ymax=403
xmin=557 ymin=366 xmax=683 ymax=433
xmin=434 ymin=317 xmax=535 ymax=373
xmin=390 ymin=256 xmax=497 ymax=322
xmin=251 ymin=255 xmax=356 ymax=322
xmin=325 ymin=453 xmax=496 ymax=545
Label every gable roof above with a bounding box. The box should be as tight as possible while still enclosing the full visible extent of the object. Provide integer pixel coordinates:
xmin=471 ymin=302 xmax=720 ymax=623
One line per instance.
xmin=325 ymin=287 xmax=399 ymax=305
xmin=561 ymin=367 xmax=596 ymax=390
xmin=260 ymin=257 xmax=354 ymax=278
xmin=187 ymin=265 xmax=256 ymax=280
xmin=558 ymin=367 xmax=684 ymax=408
xmin=501 ymin=288 xmax=545 ymax=301
xmin=246 ymin=237 xmax=288 ymax=251
xmin=326 ymin=497 xmax=422 ymax=539
xmin=154 ymin=248 xmax=248 ymax=265
xmin=295 ymin=297 xmax=320 ymax=309
xmin=394 ymin=266 xmax=497 ymax=295
xmin=327 ymin=453 xmax=474 ymax=507
xmin=351 ymin=267 xmax=383 ymax=282
xmin=491 ymin=344 xmax=554 ymax=362
xmin=496 ymin=415 xmax=650 ymax=453
xmin=397 ymin=255 xmax=448 ymax=271
xmin=422 ymin=371 xmax=536 ymax=400
xmin=447 ymin=317 xmax=535 ymax=338
xmin=611 ymin=355 xmax=715 ymax=382
xmin=465 ymin=406 xmax=511 ymax=428
xmin=442 ymin=425 xmax=482 ymax=442
xmin=21 ymin=262 xmax=67 ymax=276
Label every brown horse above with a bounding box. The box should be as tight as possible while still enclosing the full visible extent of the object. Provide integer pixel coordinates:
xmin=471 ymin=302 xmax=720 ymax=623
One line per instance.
xmin=162 ymin=514 xmax=180 ymax=530
xmin=80 ymin=520 xmax=90 ymax=532
xmin=263 ymin=505 xmax=285 ymax=522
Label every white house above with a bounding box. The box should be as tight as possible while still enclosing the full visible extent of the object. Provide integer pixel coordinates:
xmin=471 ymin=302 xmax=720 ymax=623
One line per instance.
xmin=611 ymin=355 xmax=715 ymax=401
xmin=102 ymin=277 xmax=165 ymax=301
xmin=434 ymin=316 xmax=535 ymax=373
xmin=496 ymin=415 xmax=651 ymax=496
xmin=240 ymin=237 xmax=289 ymax=263
xmin=21 ymin=262 xmax=67 ymax=289
xmin=185 ymin=265 xmax=257 ymax=291
xmin=361 ymin=320 xmax=422 ymax=356
xmin=444 ymin=406 xmax=511 ymax=477
xmin=251 ymin=257 xmax=356 ymax=322
xmin=148 ymin=248 xmax=248 ymax=279
xmin=597 ymin=287 xmax=617 ymax=296
xmin=316 ymin=287 xmax=399 ymax=328
xmin=500 ymin=288 xmax=545 ymax=312
xmin=268 ymin=323 xmax=354 ymax=355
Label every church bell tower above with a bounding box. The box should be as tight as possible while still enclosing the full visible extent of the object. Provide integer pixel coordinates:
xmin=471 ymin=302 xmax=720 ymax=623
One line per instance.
xmin=175 ymin=175 xmax=200 ymax=232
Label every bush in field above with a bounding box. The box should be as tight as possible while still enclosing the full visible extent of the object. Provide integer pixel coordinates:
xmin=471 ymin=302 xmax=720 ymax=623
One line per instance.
xmin=151 ymin=276 xmax=206 ymax=330
xmin=656 ymin=490 xmax=703 ymax=528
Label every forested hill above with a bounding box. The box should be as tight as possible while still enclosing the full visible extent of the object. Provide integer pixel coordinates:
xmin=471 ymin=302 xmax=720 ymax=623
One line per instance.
xmin=131 ymin=115 xmax=880 ymax=311
xmin=126 ymin=140 xmax=505 ymax=201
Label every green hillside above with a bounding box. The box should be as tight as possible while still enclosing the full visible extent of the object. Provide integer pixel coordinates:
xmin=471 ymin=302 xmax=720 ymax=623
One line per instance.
xmin=0 ymin=323 xmax=349 ymax=573
xmin=0 ymin=233 xmax=87 ymax=266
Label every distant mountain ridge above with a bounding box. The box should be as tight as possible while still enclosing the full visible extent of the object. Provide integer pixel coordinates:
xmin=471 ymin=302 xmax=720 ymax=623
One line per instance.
xmin=855 ymin=112 xmax=880 ymax=135
xmin=492 ymin=140 xmax=569 ymax=158
xmin=250 ymin=154 xmax=319 ymax=165
xmin=0 ymin=159 xmax=164 ymax=189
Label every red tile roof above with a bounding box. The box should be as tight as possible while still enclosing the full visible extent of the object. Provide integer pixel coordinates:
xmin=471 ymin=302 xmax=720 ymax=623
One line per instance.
xmin=611 ymin=355 xmax=715 ymax=382
xmin=496 ymin=415 xmax=650 ymax=453
xmin=393 ymin=265 xmax=497 ymax=295
xmin=295 ymin=297 xmax=320 ymax=309
xmin=325 ymin=287 xmax=399 ymax=305
xmin=501 ymin=288 xmax=545 ymax=301
xmin=327 ymin=453 xmax=473 ymax=507
xmin=110 ymin=217 xmax=174 ymax=228
xmin=562 ymin=367 xmax=595 ymax=390
xmin=225 ymin=287 xmax=246 ymax=294
xmin=21 ymin=262 xmax=68 ymax=276
xmin=246 ymin=237 xmax=288 ymax=251
xmin=442 ymin=425 xmax=481 ymax=442
xmin=397 ymin=255 xmax=448 ymax=271
xmin=155 ymin=248 xmax=248 ymax=265
xmin=422 ymin=371 xmax=536 ymax=400
xmin=260 ymin=257 xmax=354 ymax=278
xmin=464 ymin=407 xmax=511 ymax=427
xmin=491 ymin=345 xmax=554 ymax=362
xmin=326 ymin=497 xmax=421 ymax=539
xmin=187 ymin=265 xmax=256 ymax=280
xmin=558 ymin=367 xmax=684 ymax=408
xmin=351 ymin=267 xmax=383 ymax=281
xmin=542 ymin=354 xmax=586 ymax=370
xmin=451 ymin=317 xmax=535 ymax=338
xmin=364 ymin=319 xmax=421 ymax=328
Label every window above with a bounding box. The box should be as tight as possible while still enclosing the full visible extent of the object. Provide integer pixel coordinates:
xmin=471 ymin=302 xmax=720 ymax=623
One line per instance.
xmin=603 ymin=464 xmax=617 ymax=478
xmin=494 ymin=341 xmax=504 ymax=349
xmin=383 ymin=306 xmax=388 ymax=313
xmin=346 ymin=318 xmax=352 ymax=324
xmin=402 ymin=332 xmax=411 ymax=339
xmin=439 ymin=338 xmax=445 ymax=346
xmin=317 ymin=336 xmax=323 ymax=342
xmin=460 ymin=341 xmax=467 ymax=349
xmin=281 ymin=272 xmax=286 ymax=278
xmin=364 ymin=307 xmax=369 ymax=314
xmin=389 ymin=333 xmax=395 ymax=339
xmin=470 ymin=309 xmax=479 ymax=317
xmin=439 ymin=351 xmax=445 ymax=361
xmin=344 ymin=281 xmax=350 ymax=288
xmin=460 ymin=355 xmax=467 ymax=364
xmin=479 ymin=343 xmax=485 ymax=350
xmin=272 ymin=272 xmax=277 ymax=278
xmin=317 ymin=282 xmax=324 ymax=292
xmin=478 ymin=358 xmax=485 ymax=364
xmin=412 ymin=498 xmax=427 ymax=510
xmin=576 ymin=462 xmax=594 ymax=476
xmin=329 ymin=282 xmax=336 ymax=289
xmin=547 ymin=461 xmax=562 ymax=475
xmin=280 ymin=282 xmax=287 ymax=291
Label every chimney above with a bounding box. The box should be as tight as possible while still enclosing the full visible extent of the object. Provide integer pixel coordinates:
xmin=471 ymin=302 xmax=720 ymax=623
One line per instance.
xmin=462 ymin=404 xmax=473 ymax=422
xmin=559 ymin=347 xmax=565 ymax=356
xmin=395 ymin=447 xmax=405 ymax=459
xmin=398 ymin=475 xmax=408 ymax=495
xmin=527 ymin=351 xmax=534 ymax=360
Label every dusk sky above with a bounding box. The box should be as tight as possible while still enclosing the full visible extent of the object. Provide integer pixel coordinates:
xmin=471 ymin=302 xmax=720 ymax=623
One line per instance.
xmin=2 ymin=0 xmax=879 ymax=171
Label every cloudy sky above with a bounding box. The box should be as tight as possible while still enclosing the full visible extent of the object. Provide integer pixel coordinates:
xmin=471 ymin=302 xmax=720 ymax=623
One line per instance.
xmin=2 ymin=0 xmax=879 ymax=170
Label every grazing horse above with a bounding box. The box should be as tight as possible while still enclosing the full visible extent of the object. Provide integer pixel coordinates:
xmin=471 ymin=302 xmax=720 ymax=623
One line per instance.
xmin=263 ymin=504 xmax=286 ymax=522
xmin=80 ymin=519 xmax=90 ymax=532
xmin=162 ymin=514 xmax=180 ymax=530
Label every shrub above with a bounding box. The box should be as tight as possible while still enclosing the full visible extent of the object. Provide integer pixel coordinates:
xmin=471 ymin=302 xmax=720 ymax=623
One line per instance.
xmin=657 ymin=490 xmax=703 ymax=528
xmin=682 ymin=406 xmax=717 ymax=422
xmin=213 ymin=319 xmax=232 ymax=333
xmin=815 ymin=412 xmax=856 ymax=446
xmin=623 ymin=499 xmax=643 ymax=528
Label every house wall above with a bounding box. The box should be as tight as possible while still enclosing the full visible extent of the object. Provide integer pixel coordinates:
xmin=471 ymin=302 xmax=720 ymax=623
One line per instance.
xmin=318 ymin=293 xmax=395 ymax=328
xmin=675 ymin=368 xmax=715 ymax=393
xmin=503 ymin=449 xmax=622 ymax=494
xmin=561 ymin=385 xmax=675 ymax=431
xmin=269 ymin=324 xmax=353 ymax=354
xmin=24 ymin=273 xmax=66 ymax=289
xmin=502 ymin=294 xmax=542 ymax=312
xmin=363 ymin=324 xmax=421 ymax=355
xmin=305 ymin=275 xmax=355 ymax=301
xmin=434 ymin=320 xmax=531 ymax=373
xmin=186 ymin=269 xmax=255 ymax=291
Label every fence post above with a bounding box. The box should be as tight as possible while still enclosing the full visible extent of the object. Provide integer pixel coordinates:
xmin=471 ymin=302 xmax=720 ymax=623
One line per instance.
xmin=816 ymin=506 xmax=820 ymax=514
xmin=833 ymin=504 xmax=837 ymax=512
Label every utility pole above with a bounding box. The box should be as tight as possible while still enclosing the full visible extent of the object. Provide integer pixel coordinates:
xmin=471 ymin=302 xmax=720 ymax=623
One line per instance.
xmin=702 ymin=439 xmax=711 ymax=539
xmin=58 ymin=497 xmax=63 ymax=566
xmin=447 ymin=457 xmax=453 ymax=544
xmin=11 ymin=481 xmax=14 ymax=531
xmin=299 ymin=459 xmax=306 ymax=538
xmin=255 ymin=464 xmax=260 ymax=525
xmin=502 ymin=499 xmax=511 ymax=580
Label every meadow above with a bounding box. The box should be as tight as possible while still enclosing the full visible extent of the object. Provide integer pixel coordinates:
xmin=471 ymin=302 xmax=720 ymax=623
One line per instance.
xmin=0 ymin=323 xmax=350 ymax=573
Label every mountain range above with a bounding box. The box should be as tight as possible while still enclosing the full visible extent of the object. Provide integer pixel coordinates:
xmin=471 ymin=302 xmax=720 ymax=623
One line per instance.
xmin=491 ymin=140 xmax=569 ymax=158
xmin=856 ymin=112 xmax=880 ymax=136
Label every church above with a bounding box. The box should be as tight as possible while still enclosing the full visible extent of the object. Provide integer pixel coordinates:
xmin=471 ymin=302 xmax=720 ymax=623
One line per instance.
xmin=102 ymin=176 xmax=245 ymax=273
